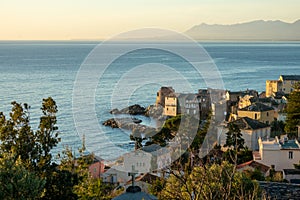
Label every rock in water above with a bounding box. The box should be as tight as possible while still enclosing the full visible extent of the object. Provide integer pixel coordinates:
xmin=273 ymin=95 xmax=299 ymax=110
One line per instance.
xmin=110 ymin=104 xmax=146 ymax=115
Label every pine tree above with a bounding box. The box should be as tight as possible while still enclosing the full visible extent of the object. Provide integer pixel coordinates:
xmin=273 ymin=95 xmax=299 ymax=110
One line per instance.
xmin=224 ymin=123 xmax=245 ymax=151
xmin=285 ymin=82 xmax=300 ymax=138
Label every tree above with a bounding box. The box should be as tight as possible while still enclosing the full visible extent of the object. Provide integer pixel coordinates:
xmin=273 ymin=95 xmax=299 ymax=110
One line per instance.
xmin=224 ymin=123 xmax=245 ymax=151
xmin=159 ymin=162 xmax=261 ymax=200
xmin=0 ymin=152 xmax=45 ymax=199
xmin=285 ymin=82 xmax=300 ymax=138
xmin=36 ymin=97 xmax=61 ymax=171
xmin=270 ymin=119 xmax=285 ymax=138
xmin=0 ymin=101 xmax=37 ymax=170
xmin=294 ymin=160 xmax=300 ymax=169
xmin=0 ymin=98 xmax=63 ymax=199
xmin=0 ymin=97 xmax=60 ymax=172
xmin=59 ymin=144 xmax=114 ymax=199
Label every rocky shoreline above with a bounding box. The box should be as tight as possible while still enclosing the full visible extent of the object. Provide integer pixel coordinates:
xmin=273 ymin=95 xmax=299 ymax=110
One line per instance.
xmin=103 ymin=104 xmax=164 ymax=135
xmin=109 ymin=104 xmax=163 ymax=118
xmin=102 ymin=117 xmax=156 ymax=136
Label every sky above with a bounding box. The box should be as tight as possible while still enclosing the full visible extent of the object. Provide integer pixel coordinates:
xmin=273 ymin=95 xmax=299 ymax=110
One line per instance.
xmin=0 ymin=0 xmax=299 ymax=40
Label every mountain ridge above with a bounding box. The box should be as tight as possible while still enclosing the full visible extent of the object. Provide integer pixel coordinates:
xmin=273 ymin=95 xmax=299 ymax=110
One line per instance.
xmin=185 ymin=20 xmax=300 ymax=41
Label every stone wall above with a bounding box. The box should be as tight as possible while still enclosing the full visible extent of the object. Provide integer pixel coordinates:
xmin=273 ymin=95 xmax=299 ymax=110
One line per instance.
xmin=259 ymin=181 xmax=300 ymax=200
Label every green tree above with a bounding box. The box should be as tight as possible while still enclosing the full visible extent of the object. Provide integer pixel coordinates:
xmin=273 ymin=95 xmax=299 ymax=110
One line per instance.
xmin=0 ymin=97 xmax=60 ymax=172
xmin=224 ymin=123 xmax=245 ymax=151
xmin=159 ymin=162 xmax=261 ymax=200
xmin=36 ymin=97 xmax=61 ymax=171
xmin=294 ymin=160 xmax=300 ymax=169
xmin=59 ymin=145 xmax=113 ymax=199
xmin=285 ymin=82 xmax=300 ymax=138
xmin=0 ymin=152 xmax=46 ymax=199
xmin=0 ymin=101 xmax=37 ymax=170
xmin=270 ymin=119 xmax=285 ymax=137
xmin=0 ymin=98 xmax=65 ymax=199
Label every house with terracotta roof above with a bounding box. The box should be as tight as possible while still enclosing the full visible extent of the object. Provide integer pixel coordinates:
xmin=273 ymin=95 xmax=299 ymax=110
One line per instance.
xmin=254 ymin=136 xmax=300 ymax=171
xmin=218 ymin=117 xmax=270 ymax=150
xmin=237 ymin=102 xmax=277 ymax=125
xmin=237 ymin=160 xmax=270 ymax=176
xmin=125 ymin=173 xmax=161 ymax=193
xmin=88 ymin=156 xmax=105 ymax=178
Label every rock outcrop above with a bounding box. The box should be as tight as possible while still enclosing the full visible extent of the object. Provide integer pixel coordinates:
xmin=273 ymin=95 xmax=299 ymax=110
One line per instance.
xmin=110 ymin=104 xmax=146 ymax=115
xmin=145 ymin=105 xmax=163 ymax=118
xmin=103 ymin=117 xmax=156 ymax=137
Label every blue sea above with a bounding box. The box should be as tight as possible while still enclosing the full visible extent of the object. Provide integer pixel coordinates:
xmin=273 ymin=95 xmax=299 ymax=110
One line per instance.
xmin=0 ymin=41 xmax=300 ymax=161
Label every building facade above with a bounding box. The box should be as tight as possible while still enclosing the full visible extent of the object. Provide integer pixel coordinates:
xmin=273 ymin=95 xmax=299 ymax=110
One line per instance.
xmin=254 ymin=137 xmax=300 ymax=171
xmin=164 ymin=96 xmax=177 ymax=116
xmin=218 ymin=117 xmax=270 ymax=150
xmin=163 ymin=89 xmax=211 ymax=119
xmin=266 ymin=75 xmax=300 ymax=97
xmin=155 ymin=87 xmax=175 ymax=107
xmin=237 ymin=102 xmax=277 ymax=125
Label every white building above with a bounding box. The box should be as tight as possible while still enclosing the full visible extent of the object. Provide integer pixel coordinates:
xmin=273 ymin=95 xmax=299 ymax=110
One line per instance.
xmin=123 ymin=150 xmax=152 ymax=173
xmin=218 ymin=117 xmax=270 ymax=150
xmin=254 ymin=136 xmax=300 ymax=171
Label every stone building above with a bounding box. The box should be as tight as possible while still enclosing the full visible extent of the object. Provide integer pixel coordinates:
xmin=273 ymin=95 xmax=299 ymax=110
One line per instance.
xmin=155 ymin=87 xmax=175 ymax=107
xmin=237 ymin=102 xmax=277 ymax=125
xmin=266 ymin=75 xmax=300 ymax=97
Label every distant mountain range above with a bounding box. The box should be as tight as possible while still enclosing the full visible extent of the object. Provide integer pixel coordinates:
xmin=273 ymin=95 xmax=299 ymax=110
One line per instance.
xmin=185 ymin=20 xmax=300 ymax=41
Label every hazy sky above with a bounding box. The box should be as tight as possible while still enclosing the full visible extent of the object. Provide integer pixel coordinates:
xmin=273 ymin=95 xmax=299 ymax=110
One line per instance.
xmin=1 ymin=0 xmax=299 ymax=40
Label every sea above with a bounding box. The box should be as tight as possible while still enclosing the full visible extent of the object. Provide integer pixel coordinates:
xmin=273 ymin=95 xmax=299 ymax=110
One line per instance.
xmin=0 ymin=41 xmax=300 ymax=161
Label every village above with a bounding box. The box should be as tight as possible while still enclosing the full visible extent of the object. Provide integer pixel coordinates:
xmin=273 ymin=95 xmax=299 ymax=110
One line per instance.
xmin=89 ymin=75 xmax=300 ymax=199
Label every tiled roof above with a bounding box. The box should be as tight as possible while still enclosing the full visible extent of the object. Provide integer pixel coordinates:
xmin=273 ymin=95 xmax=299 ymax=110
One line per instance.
xmin=280 ymin=140 xmax=300 ymax=149
xmin=281 ymin=75 xmax=300 ymax=81
xmin=230 ymin=117 xmax=269 ymax=130
xmin=237 ymin=160 xmax=270 ymax=173
xmin=240 ymin=102 xmax=274 ymax=112
xmin=283 ymin=169 xmax=300 ymax=175
xmin=126 ymin=173 xmax=160 ymax=185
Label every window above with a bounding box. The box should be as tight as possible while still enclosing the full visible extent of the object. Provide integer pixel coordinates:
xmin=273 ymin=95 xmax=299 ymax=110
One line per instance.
xmin=157 ymin=92 xmax=159 ymax=97
xmin=267 ymin=112 xmax=269 ymax=117
xmin=289 ymin=151 xmax=293 ymax=159
xmin=255 ymin=113 xmax=257 ymax=119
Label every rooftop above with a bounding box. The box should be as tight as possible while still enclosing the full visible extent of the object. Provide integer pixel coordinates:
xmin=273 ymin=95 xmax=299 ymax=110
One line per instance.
xmin=283 ymin=169 xmax=300 ymax=175
xmin=280 ymin=75 xmax=300 ymax=81
xmin=259 ymin=137 xmax=300 ymax=150
xmin=112 ymin=186 xmax=158 ymax=200
xmin=230 ymin=117 xmax=269 ymax=130
xmin=240 ymin=102 xmax=274 ymax=112
xmin=280 ymin=140 xmax=300 ymax=149
xmin=237 ymin=160 xmax=270 ymax=173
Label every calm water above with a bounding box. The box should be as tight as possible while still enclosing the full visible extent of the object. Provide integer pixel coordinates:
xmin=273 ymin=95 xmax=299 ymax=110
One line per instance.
xmin=0 ymin=41 xmax=299 ymax=160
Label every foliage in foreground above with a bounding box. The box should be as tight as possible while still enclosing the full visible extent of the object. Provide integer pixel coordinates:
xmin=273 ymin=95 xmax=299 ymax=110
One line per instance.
xmin=0 ymin=98 xmax=114 ymax=199
xmin=155 ymin=162 xmax=261 ymax=200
